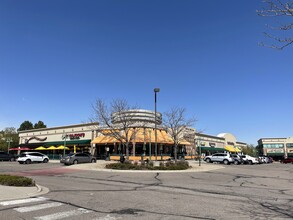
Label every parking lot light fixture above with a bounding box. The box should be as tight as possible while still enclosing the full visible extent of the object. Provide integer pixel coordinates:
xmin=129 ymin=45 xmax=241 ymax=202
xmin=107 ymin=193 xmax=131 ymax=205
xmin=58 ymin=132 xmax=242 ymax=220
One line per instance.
xmin=154 ymin=88 xmax=160 ymax=161
xmin=6 ymin=138 xmax=13 ymax=153
xmin=62 ymin=133 xmax=67 ymax=158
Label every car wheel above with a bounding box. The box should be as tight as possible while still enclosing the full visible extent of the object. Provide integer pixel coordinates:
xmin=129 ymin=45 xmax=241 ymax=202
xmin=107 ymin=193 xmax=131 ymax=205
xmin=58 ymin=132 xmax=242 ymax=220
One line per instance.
xmin=26 ymin=159 xmax=31 ymax=164
xmin=248 ymin=160 xmax=252 ymax=165
xmin=91 ymin=159 xmax=96 ymax=163
xmin=43 ymin=158 xmax=49 ymax=163
xmin=73 ymin=160 xmax=78 ymax=164
xmin=234 ymin=160 xmax=239 ymax=165
xmin=223 ymin=160 xmax=229 ymax=165
xmin=206 ymin=158 xmax=211 ymax=163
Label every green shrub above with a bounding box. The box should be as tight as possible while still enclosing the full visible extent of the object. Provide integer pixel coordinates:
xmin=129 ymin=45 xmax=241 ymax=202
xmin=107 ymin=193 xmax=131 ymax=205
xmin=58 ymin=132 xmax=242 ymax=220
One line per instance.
xmin=105 ymin=160 xmax=190 ymax=170
xmin=0 ymin=174 xmax=35 ymax=187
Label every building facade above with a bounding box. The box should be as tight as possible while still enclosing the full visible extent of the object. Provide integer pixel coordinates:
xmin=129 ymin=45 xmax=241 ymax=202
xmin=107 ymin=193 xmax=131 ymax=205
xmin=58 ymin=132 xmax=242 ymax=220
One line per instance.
xmin=17 ymin=123 xmax=98 ymax=158
xmin=258 ymin=137 xmax=293 ymax=160
xmin=194 ymin=132 xmax=247 ymax=156
xmin=16 ymin=109 xmax=248 ymax=160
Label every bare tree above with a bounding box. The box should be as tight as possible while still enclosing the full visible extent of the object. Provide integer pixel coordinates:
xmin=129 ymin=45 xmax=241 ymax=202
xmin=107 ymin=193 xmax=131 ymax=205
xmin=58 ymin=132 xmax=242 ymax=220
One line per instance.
xmin=257 ymin=0 xmax=293 ymax=49
xmin=91 ymin=98 xmax=141 ymax=160
xmin=163 ymin=107 xmax=196 ymax=162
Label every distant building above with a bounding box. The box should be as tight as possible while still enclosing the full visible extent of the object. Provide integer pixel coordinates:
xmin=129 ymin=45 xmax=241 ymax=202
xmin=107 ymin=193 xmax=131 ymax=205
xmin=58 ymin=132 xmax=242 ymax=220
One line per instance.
xmin=258 ymin=137 xmax=293 ymax=160
xmin=194 ymin=132 xmax=247 ymax=156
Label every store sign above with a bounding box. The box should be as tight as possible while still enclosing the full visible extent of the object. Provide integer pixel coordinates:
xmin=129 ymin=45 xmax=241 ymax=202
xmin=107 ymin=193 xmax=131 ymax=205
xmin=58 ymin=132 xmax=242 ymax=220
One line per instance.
xmin=267 ymin=149 xmax=284 ymax=153
xmin=209 ymin=143 xmax=216 ymax=147
xmin=62 ymin=133 xmax=85 ymax=140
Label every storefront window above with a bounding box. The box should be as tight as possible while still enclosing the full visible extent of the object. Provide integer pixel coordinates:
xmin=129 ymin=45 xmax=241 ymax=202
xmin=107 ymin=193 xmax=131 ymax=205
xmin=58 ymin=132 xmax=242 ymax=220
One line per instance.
xmin=286 ymin=143 xmax=293 ymax=148
xmin=264 ymin=144 xmax=284 ymax=148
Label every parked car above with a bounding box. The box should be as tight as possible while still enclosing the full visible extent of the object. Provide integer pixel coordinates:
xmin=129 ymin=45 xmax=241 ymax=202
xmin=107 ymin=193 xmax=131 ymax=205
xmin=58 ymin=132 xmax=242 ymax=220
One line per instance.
xmin=204 ymin=153 xmax=234 ymax=165
xmin=280 ymin=158 xmax=293 ymax=164
xmin=17 ymin=152 xmax=49 ymax=164
xmin=231 ymin=154 xmax=244 ymax=165
xmin=259 ymin=156 xmax=273 ymax=164
xmin=240 ymin=155 xmax=258 ymax=165
xmin=0 ymin=151 xmax=16 ymax=161
xmin=60 ymin=152 xmax=96 ymax=165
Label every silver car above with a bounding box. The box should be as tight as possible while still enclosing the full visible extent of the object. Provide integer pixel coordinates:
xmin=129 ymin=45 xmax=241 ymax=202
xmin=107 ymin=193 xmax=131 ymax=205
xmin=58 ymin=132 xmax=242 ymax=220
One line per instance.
xmin=204 ymin=153 xmax=234 ymax=165
xmin=60 ymin=152 xmax=96 ymax=165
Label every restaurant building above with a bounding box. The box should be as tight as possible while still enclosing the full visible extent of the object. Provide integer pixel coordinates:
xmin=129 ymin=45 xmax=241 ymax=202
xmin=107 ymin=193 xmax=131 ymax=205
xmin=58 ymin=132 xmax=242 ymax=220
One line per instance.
xmin=194 ymin=132 xmax=247 ymax=156
xmin=17 ymin=123 xmax=98 ymax=159
xmin=16 ymin=109 xmax=248 ymax=160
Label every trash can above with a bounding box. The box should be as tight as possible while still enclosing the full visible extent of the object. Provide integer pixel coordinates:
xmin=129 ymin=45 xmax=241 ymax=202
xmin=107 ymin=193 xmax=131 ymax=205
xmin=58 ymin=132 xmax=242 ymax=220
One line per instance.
xmin=120 ymin=155 xmax=125 ymax=163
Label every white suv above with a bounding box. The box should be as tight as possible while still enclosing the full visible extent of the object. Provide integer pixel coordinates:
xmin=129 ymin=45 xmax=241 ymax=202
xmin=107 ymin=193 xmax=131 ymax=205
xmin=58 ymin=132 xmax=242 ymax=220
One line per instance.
xmin=204 ymin=153 xmax=234 ymax=165
xmin=240 ymin=155 xmax=258 ymax=165
xmin=17 ymin=152 xmax=49 ymax=164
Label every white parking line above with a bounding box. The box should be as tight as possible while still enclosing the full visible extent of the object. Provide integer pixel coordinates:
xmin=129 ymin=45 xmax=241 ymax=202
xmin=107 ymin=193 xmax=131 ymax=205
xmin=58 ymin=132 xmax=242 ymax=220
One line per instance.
xmin=0 ymin=197 xmax=49 ymax=206
xmin=14 ymin=202 xmax=63 ymax=213
xmin=34 ymin=208 xmax=93 ymax=220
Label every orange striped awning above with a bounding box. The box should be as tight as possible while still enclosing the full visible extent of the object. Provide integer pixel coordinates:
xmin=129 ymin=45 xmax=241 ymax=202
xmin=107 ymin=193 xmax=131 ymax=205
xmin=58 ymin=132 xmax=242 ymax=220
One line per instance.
xmin=91 ymin=128 xmax=192 ymax=145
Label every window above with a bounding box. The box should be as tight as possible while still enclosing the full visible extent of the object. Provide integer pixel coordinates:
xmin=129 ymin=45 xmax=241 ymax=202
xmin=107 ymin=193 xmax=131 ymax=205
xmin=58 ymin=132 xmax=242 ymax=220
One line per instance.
xmin=286 ymin=143 xmax=293 ymax=148
xmin=263 ymin=144 xmax=284 ymax=148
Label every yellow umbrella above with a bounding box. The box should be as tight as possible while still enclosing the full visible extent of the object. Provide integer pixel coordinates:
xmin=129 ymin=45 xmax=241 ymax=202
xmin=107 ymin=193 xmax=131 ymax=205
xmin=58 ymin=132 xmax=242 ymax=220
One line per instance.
xmin=47 ymin=146 xmax=57 ymax=150
xmin=35 ymin=146 xmax=47 ymax=150
xmin=57 ymin=145 xmax=69 ymax=150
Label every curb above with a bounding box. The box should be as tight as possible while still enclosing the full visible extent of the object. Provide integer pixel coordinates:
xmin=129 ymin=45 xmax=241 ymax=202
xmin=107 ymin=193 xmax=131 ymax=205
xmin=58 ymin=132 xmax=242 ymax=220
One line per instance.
xmin=34 ymin=184 xmax=50 ymax=196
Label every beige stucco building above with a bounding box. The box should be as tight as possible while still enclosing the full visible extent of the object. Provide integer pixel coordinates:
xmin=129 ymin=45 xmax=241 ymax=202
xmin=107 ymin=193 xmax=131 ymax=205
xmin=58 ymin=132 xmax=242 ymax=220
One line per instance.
xmin=258 ymin=137 xmax=293 ymax=159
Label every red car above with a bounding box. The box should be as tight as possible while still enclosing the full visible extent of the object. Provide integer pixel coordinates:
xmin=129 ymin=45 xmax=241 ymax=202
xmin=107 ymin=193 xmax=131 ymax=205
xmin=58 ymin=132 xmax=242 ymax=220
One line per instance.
xmin=281 ymin=158 xmax=293 ymax=164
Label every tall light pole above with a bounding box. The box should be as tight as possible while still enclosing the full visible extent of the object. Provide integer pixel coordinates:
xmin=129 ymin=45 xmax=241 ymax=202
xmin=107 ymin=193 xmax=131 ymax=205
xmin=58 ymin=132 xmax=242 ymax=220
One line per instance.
xmin=154 ymin=88 xmax=160 ymax=161
xmin=6 ymin=138 xmax=13 ymax=153
xmin=62 ymin=133 xmax=67 ymax=158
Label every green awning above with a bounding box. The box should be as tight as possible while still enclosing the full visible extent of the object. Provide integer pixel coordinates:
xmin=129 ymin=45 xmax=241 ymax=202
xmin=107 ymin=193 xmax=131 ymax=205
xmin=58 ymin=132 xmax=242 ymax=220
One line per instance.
xmin=197 ymin=147 xmax=226 ymax=152
xmin=44 ymin=139 xmax=91 ymax=146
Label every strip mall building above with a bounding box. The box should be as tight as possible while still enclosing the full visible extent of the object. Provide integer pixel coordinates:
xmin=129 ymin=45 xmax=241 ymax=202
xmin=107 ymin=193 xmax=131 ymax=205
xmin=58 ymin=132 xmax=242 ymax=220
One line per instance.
xmin=258 ymin=137 xmax=293 ymax=160
xmin=17 ymin=109 xmax=247 ymax=160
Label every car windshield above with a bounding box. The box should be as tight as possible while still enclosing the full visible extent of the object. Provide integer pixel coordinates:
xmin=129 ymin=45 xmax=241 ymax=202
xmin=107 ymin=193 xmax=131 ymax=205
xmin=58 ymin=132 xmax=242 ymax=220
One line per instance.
xmin=67 ymin=153 xmax=75 ymax=157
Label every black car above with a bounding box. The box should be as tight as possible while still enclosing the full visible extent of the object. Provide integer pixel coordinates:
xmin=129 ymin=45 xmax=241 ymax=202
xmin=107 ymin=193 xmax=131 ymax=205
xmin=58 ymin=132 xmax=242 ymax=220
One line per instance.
xmin=0 ymin=151 xmax=16 ymax=161
xmin=231 ymin=154 xmax=244 ymax=165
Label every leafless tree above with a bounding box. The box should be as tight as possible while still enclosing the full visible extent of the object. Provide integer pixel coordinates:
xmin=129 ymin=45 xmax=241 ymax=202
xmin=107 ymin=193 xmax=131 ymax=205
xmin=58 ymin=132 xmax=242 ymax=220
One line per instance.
xmin=91 ymin=98 xmax=140 ymax=160
xmin=163 ymin=107 xmax=196 ymax=162
xmin=257 ymin=0 xmax=293 ymax=49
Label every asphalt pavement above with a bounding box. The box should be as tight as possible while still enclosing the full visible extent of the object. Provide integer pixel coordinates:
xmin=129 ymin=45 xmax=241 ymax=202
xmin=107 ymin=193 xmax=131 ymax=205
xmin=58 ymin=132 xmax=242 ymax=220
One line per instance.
xmin=0 ymin=160 xmax=223 ymax=202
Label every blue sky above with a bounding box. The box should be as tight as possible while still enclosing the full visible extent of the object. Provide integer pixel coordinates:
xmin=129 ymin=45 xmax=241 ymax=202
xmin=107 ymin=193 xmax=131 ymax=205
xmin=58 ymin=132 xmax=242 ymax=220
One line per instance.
xmin=0 ymin=0 xmax=292 ymax=145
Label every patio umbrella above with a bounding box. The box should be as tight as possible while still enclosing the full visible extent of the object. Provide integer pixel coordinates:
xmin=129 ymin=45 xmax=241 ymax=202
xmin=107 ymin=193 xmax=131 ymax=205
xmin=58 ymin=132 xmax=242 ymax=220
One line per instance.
xmin=47 ymin=146 xmax=57 ymax=150
xmin=57 ymin=145 xmax=69 ymax=150
xmin=35 ymin=146 xmax=47 ymax=150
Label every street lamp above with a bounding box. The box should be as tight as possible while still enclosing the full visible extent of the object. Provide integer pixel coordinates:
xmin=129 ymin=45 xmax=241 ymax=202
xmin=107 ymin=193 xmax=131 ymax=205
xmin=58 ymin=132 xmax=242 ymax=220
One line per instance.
xmin=62 ymin=133 xmax=67 ymax=157
xmin=154 ymin=88 xmax=160 ymax=161
xmin=6 ymin=138 xmax=13 ymax=153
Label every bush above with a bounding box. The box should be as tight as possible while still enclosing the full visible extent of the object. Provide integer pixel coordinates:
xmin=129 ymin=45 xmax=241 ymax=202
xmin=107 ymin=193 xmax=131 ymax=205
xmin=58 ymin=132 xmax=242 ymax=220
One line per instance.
xmin=0 ymin=174 xmax=35 ymax=187
xmin=105 ymin=160 xmax=190 ymax=170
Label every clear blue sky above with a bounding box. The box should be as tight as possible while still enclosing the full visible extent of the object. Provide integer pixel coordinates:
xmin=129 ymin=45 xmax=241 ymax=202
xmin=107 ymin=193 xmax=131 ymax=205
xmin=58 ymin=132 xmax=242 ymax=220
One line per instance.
xmin=1 ymin=0 xmax=292 ymax=145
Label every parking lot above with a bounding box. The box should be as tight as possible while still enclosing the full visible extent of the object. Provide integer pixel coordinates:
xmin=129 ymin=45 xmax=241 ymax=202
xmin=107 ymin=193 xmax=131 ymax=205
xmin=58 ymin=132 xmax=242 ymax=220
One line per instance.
xmin=0 ymin=160 xmax=292 ymax=219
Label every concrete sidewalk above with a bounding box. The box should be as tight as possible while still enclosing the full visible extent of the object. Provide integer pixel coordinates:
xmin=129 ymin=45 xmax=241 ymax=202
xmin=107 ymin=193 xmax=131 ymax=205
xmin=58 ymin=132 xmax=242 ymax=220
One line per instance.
xmin=0 ymin=160 xmax=223 ymax=202
xmin=0 ymin=184 xmax=49 ymax=202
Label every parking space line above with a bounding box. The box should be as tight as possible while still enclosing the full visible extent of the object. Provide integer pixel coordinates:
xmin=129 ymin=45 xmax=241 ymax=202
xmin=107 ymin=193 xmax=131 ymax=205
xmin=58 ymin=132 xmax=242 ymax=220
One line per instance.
xmin=14 ymin=202 xmax=63 ymax=213
xmin=34 ymin=208 xmax=93 ymax=220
